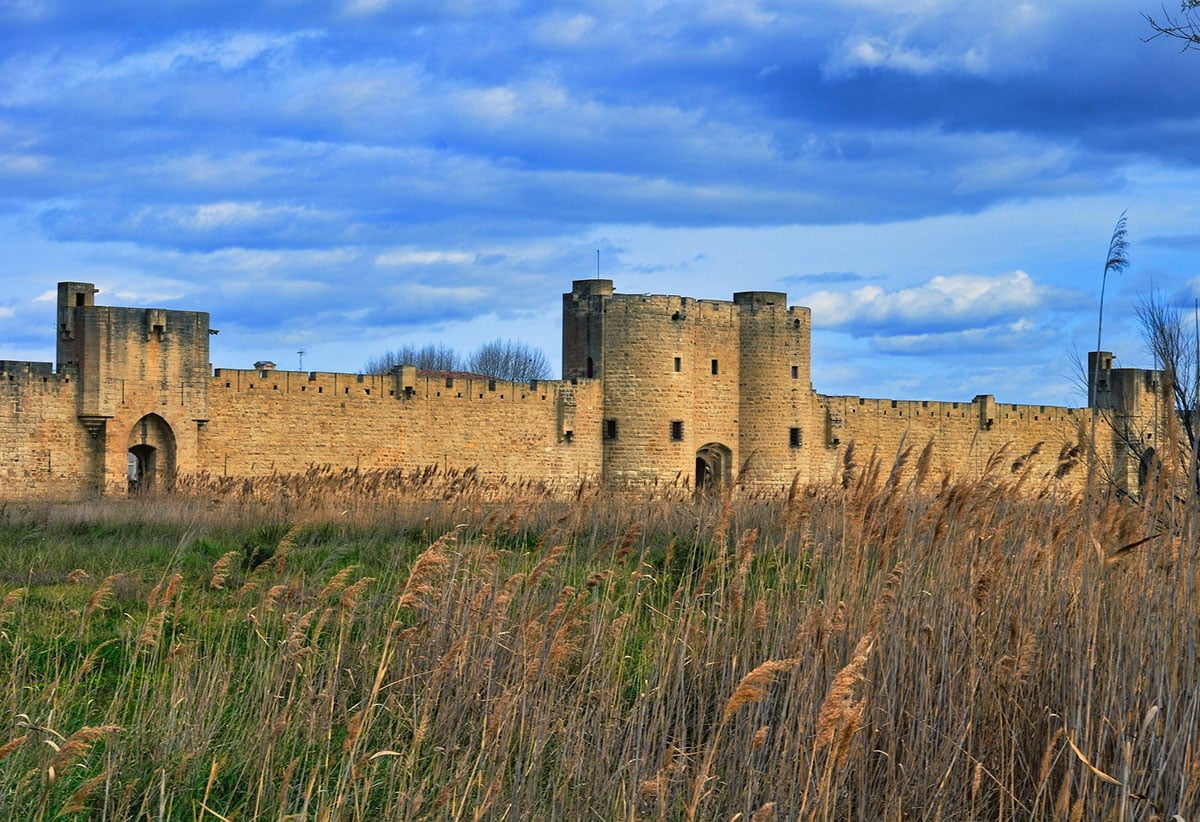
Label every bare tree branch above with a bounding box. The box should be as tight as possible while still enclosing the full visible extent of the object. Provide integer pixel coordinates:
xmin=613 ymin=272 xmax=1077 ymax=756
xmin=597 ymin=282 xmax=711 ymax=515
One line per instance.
xmin=1144 ymin=2 xmax=1200 ymax=50
xmin=465 ymin=338 xmax=552 ymax=382
xmin=363 ymin=343 xmax=461 ymax=374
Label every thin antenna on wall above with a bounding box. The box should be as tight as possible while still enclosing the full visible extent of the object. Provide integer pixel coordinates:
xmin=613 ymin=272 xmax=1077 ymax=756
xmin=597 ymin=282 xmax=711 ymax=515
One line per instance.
xmin=298 ymin=348 xmax=306 ymax=371
xmin=596 ymin=249 xmax=600 ymax=279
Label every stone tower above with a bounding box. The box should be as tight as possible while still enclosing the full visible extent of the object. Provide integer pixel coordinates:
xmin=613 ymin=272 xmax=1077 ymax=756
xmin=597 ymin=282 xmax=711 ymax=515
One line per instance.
xmin=1088 ymin=350 xmax=1165 ymax=490
xmin=56 ymin=282 xmax=212 ymax=493
xmin=562 ymin=280 xmax=816 ymax=488
xmin=732 ymin=291 xmax=813 ymax=487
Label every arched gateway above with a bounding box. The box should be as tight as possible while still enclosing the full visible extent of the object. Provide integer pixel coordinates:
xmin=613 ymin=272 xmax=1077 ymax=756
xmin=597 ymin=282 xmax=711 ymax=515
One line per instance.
xmin=695 ymin=442 xmax=732 ymax=489
xmin=127 ymin=414 xmax=176 ymax=493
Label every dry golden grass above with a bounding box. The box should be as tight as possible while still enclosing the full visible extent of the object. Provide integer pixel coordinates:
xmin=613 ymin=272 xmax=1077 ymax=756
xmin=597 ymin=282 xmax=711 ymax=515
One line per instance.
xmin=0 ymin=451 xmax=1195 ymax=818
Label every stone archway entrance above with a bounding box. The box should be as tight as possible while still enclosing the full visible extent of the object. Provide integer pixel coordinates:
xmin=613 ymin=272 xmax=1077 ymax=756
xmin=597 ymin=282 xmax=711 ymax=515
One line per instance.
xmin=127 ymin=414 xmax=176 ymax=493
xmin=695 ymin=442 xmax=732 ymax=490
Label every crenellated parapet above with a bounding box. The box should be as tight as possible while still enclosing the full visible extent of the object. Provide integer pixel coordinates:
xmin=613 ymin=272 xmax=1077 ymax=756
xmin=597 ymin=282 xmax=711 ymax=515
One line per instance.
xmin=0 ymin=278 xmax=1173 ymax=499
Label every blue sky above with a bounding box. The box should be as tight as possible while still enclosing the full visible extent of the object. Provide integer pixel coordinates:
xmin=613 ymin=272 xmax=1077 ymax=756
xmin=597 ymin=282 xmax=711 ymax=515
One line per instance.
xmin=2 ymin=1 xmax=1199 ymax=405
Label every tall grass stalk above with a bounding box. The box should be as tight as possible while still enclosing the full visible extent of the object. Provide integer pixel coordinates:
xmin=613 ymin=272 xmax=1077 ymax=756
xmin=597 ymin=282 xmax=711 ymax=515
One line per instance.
xmin=0 ymin=459 xmax=1195 ymax=818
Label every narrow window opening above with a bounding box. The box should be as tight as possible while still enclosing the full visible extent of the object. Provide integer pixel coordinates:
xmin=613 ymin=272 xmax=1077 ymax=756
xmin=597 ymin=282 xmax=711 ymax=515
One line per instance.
xmin=587 ymin=357 xmax=595 ymax=378
xmin=711 ymin=359 xmax=719 ymax=375
xmin=674 ymin=356 xmax=682 ymax=372
xmin=791 ymin=365 xmax=799 ymax=379
xmin=604 ymin=419 xmax=618 ymax=440
xmin=789 ymin=427 xmax=802 ymax=448
xmin=445 ymin=377 xmax=454 ymax=388
xmin=670 ymin=420 xmax=684 ymax=441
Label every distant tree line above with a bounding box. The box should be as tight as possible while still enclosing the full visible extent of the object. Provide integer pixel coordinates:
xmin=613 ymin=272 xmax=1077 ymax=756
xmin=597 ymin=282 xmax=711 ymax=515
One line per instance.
xmin=364 ymin=338 xmax=553 ymax=382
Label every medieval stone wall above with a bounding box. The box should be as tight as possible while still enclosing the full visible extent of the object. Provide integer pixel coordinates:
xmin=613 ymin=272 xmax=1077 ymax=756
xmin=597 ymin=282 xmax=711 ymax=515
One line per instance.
xmin=0 ymin=279 xmax=1168 ymax=500
xmin=198 ymin=367 xmax=602 ymax=484
xmin=0 ymin=362 xmax=95 ymax=496
xmin=812 ymin=394 xmax=1090 ymax=490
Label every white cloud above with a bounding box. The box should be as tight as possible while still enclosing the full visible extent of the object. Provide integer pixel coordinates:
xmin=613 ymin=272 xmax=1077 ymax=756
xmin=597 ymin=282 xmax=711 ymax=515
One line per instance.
xmin=342 ymin=0 xmax=391 ymax=15
xmin=178 ymin=247 xmax=361 ymax=273
xmin=825 ymin=35 xmax=993 ymax=78
xmin=531 ymin=13 xmax=596 ymax=47
xmin=803 ymin=270 xmax=1045 ymax=333
xmin=375 ymin=249 xmax=475 ymax=266
xmin=870 ymin=317 xmax=1052 ymax=356
xmin=0 ymin=152 xmax=47 ymax=174
xmin=820 ymin=0 xmax=1058 ymax=79
xmin=0 ymin=31 xmax=319 ymax=106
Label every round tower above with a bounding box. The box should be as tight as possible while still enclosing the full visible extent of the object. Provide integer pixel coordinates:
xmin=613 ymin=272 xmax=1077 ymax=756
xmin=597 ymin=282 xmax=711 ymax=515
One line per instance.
xmin=734 ymin=291 xmax=813 ymax=488
xmin=594 ymin=291 xmax=717 ymax=484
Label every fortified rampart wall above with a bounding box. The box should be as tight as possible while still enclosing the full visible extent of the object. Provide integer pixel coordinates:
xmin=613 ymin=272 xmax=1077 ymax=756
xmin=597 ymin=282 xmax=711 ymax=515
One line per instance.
xmin=0 ymin=361 xmax=95 ymax=496
xmin=813 ymin=394 xmax=1087 ymax=488
xmin=198 ymin=367 xmax=602 ymax=484
xmin=0 ymin=279 xmax=1168 ymax=500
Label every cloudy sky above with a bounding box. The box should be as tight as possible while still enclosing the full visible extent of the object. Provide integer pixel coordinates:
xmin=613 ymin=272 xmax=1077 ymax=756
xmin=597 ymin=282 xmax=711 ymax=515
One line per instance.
xmin=2 ymin=1 xmax=1199 ymax=405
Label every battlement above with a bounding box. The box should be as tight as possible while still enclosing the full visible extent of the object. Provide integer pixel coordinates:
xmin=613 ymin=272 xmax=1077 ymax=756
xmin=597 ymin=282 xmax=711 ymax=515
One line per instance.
xmin=0 ymin=278 xmax=1172 ymax=498
xmin=0 ymin=360 xmax=58 ymax=380
xmin=211 ymin=366 xmax=569 ymax=404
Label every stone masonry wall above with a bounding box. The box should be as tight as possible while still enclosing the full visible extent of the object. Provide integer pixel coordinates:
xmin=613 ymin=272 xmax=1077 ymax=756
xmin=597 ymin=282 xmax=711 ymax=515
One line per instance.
xmin=0 ymin=361 xmax=96 ymax=497
xmin=596 ymin=293 xmax=741 ymax=484
xmin=814 ymin=394 xmax=1089 ymax=488
xmin=735 ymin=294 xmax=813 ymax=489
xmin=198 ymin=368 xmax=602 ymax=484
xmin=0 ymin=280 xmax=1167 ymax=500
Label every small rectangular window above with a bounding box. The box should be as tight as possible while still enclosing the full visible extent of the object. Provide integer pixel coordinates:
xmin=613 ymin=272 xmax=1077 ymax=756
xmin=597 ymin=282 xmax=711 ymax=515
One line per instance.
xmin=670 ymin=420 xmax=684 ymax=440
xmin=674 ymin=356 xmax=681 ymax=372
xmin=445 ymin=377 xmax=454 ymax=388
xmin=604 ymin=419 xmax=618 ymax=439
xmin=789 ymin=427 xmax=801 ymax=448
xmin=711 ymin=359 xmax=719 ymax=375
xmin=791 ymin=365 xmax=799 ymax=379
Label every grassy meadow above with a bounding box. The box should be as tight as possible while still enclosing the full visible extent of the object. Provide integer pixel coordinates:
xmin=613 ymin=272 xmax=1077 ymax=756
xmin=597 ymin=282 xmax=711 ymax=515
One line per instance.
xmin=0 ymin=452 xmax=1197 ymax=820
